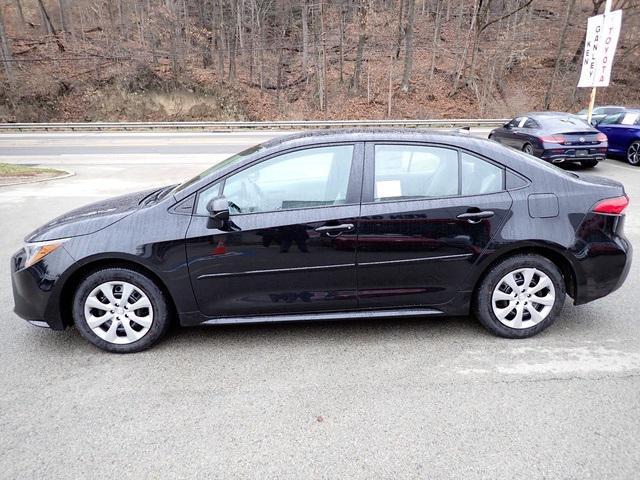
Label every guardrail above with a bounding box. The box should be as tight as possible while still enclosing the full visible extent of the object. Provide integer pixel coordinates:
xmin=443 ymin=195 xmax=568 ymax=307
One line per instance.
xmin=0 ymin=119 xmax=509 ymax=132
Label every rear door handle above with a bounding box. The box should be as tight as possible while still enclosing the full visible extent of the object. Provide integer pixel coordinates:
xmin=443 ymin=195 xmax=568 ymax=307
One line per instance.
xmin=315 ymin=223 xmax=355 ymax=236
xmin=457 ymin=211 xmax=494 ymax=223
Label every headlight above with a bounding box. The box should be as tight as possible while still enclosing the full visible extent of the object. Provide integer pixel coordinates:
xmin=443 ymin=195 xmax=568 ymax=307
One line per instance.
xmin=24 ymin=238 xmax=69 ymax=268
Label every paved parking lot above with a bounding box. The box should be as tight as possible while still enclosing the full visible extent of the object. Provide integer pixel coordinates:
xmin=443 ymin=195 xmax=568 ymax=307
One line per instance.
xmin=1 ymin=134 xmax=640 ymax=479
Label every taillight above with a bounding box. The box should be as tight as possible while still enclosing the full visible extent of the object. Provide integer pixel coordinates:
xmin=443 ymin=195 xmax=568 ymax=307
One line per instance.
xmin=540 ymin=134 xmax=566 ymax=144
xmin=596 ymin=132 xmax=608 ymax=142
xmin=592 ymin=195 xmax=629 ymax=215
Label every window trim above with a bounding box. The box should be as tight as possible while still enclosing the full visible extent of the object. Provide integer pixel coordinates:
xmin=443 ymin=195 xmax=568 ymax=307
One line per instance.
xmin=362 ymin=142 xmax=507 ymax=205
xmin=193 ymin=142 xmax=363 ymax=217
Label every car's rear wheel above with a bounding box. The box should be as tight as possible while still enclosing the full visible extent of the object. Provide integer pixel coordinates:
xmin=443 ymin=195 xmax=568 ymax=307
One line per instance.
xmin=627 ymin=141 xmax=640 ymax=166
xmin=581 ymin=159 xmax=598 ymax=168
xmin=73 ymin=268 xmax=170 ymax=353
xmin=522 ymin=143 xmax=534 ymax=155
xmin=473 ymin=254 xmax=566 ymax=338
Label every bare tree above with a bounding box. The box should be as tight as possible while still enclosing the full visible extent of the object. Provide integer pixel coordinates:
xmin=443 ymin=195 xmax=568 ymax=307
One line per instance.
xmin=544 ymin=0 xmax=576 ymax=109
xmin=0 ymin=6 xmax=14 ymax=83
xmin=400 ymin=0 xmax=416 ymax=92
xmin=351 ymin=0 xmax=370 ymax=91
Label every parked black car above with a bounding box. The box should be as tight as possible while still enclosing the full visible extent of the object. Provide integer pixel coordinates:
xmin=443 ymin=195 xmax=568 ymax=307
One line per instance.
xmin=577 ymin=105 xmax=626 ymax=125
xmin=11 ymin=130 xmax=632 ymax=352
xmin=489 ymin=112 xmax=608 ymax=168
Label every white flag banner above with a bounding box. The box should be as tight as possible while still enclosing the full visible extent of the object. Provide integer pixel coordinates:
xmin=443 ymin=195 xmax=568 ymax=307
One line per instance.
xmin=578 ymin=9 xmax=623 ymax=88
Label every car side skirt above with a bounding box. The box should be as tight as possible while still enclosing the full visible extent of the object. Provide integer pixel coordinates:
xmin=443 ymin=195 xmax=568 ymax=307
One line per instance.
xmin=180 ymin=308 xmax=445 ymax=326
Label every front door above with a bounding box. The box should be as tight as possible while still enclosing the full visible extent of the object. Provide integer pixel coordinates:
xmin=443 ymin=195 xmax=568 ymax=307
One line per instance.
xmin=356 ymin=143 xmax=512 ymax=309
xmin=186 ymin=143 xmax=363 ymax=318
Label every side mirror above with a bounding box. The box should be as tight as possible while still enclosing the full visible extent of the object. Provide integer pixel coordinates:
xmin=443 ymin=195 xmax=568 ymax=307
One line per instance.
xmin=206 ymin=196 xmax=230 ymax=221
xmin=503 ymin=122 xmax=511 ymax=129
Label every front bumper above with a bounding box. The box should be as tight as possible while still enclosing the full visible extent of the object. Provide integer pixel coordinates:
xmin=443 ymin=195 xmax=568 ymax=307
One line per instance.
xmin=10 ymin=246 xmax=75 ymax=330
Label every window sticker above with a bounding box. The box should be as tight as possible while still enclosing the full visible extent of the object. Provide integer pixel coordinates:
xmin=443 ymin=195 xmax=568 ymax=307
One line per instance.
xmin=621 ymin=113 xmax=639 ymax=125
xmin=376 ymin=180 xmax=402 ymax=199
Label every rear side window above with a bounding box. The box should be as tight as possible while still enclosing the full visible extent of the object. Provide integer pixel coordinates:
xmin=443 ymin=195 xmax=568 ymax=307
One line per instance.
xmin=461 ymin=152 xmax=504 ymax=195
xmin=523 ymin=118 xmax=538 ymax=128
xmin=374 ymin=145 xmax=458 ymax=201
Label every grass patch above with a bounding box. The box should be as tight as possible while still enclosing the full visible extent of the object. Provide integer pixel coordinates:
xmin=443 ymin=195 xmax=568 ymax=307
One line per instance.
xmin=0 ymin=163 xmax=64 ymax=178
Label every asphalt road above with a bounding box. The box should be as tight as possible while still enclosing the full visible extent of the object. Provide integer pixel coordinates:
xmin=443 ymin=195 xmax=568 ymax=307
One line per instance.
xmin=1 ymin=132 xmax=640 ymax=479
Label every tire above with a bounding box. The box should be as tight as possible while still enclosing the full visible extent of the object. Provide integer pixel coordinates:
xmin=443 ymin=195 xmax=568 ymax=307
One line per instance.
xmin=522 ymin=143 xmax=534 ymax=156
xmin=580 ymin=159 xmax=598 ymax=168
xmin=473 ymin=254 xmax=566 ymax=338
xmin=73 ymin=268 xmax=170 ymax=353
xmin=627 ymin=141 xmax=640 ymax=166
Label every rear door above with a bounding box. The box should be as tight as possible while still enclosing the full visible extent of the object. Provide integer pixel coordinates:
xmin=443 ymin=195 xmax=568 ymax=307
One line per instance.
xmin=356 ymin=143 xmax=512 ymax=309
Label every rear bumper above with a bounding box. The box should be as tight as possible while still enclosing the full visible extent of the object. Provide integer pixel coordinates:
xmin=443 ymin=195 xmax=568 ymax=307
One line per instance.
xmin=10 ymin=247 xmax=74 ymax=331
xmin=572 ymin=215 xmax=633 ymax=305
xmin=541 ymin=149 xmax=606 ymax=164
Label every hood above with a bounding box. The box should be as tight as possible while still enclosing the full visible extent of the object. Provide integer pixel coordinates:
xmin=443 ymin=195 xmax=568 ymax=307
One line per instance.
xmin=25 ymin=187 xmax=162 ymax=242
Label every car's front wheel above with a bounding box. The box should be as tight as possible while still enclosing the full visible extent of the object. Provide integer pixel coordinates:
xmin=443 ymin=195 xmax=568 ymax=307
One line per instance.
xmin=627 ymin=141 xmax=640 ymax=166
xmin=473 ymin=254 xmax=566 ymax=338
xmin=73 ymin=268 xmax=170 ymax=353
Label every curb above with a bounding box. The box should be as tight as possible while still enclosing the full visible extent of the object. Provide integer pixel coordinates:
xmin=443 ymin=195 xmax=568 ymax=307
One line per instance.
xmin=0 ymin=170 xmax=75 ymax=188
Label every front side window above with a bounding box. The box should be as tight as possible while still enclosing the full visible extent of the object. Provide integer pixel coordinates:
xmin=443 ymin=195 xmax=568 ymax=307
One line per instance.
xmin=508 ymin=117 xmax=523 ymax=128
xmin=374 ymin=145 xmax=458 ymax=201
xmin=598 ymin=113 xmax=625 ymax=125
xmin=196 ymin=145 xmax=354 ymax=215
xmin=461 ymin=152 xmax=503 ymax=195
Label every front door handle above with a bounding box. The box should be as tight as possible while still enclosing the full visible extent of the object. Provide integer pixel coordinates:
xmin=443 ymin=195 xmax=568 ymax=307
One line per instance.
xmin=457 ymin=211 xmax=494 ymax=223
xmin=315 ymin=223 xmax=355 ymax=236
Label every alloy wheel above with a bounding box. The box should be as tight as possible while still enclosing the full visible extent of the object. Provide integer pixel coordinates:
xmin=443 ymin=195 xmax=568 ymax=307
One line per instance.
xmin=84 ymin=281 xmax=154 ymax=344
xmin=627 ymin=142 xmax=640 ymax=165
xmin=491 ymin=268 xmax=555 ymax=329
xmin=523 ymin=144 xmax=534 ymax=155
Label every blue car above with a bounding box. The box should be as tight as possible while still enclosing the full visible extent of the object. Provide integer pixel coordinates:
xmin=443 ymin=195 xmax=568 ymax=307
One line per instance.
xmin=596 ymin=109 xmax=640 ymax=165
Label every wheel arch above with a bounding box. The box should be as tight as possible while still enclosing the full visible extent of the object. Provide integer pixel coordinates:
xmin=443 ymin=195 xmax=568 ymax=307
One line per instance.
xmin=58 ymin=257 xmax=178 ymax=328
xmin=470 ymin=244 xmax=577 ymax=304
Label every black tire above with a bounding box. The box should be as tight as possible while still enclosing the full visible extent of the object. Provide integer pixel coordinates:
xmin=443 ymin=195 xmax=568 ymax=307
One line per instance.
xmin=473 ymin=254 xmax=566 ymax=338
xmin=73 ymin=268 xmax=170 ymax=353
xmin=580 ymin=159 xmax=598 ymax=168
xmin=627 ymin=141 xmax=640 ymax=166
xmin=522 ymin=143 xmax=534 ymax=156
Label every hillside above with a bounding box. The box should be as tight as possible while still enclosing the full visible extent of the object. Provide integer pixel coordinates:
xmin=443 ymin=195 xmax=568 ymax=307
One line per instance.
xmin=1 ymin=0 xmax=639 ymax=122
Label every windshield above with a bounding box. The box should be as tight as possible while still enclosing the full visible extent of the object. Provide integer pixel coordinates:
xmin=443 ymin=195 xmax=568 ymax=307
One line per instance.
xmin=172 ymin=143 xmax=265 ymax=194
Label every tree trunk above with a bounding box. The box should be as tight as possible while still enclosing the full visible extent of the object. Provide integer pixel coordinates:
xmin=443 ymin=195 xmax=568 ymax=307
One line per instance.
xmin=14 ymin=0 xmax=26 ymax=26
xmin=400 ymin=0 xmax=416 ymax=92
xmin=544 ymin=0 xmax=576 ymax=109
xmin=37 ymin=0 xmax=57 ymax=35
xmin=0 ymin=7 xmax=14 ymax=84
xmin=58 ymin=0 xmax=69 ymax=35
xmin=351 ymin=0 xmax=369 ymax=91
xmin=299 ymin=0 xmax=307 ymax=74
xmin=394 ymin=0 xmax=404 ymax=59
xmin=429 ymin=0 xmax=442 ymax=80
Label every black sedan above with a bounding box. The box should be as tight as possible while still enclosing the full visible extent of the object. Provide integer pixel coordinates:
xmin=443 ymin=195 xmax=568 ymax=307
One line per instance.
xmin=11 ymin=130 xmax=632 ymax=353
xmin=489 ymin=112 xmax=608 ymax=168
